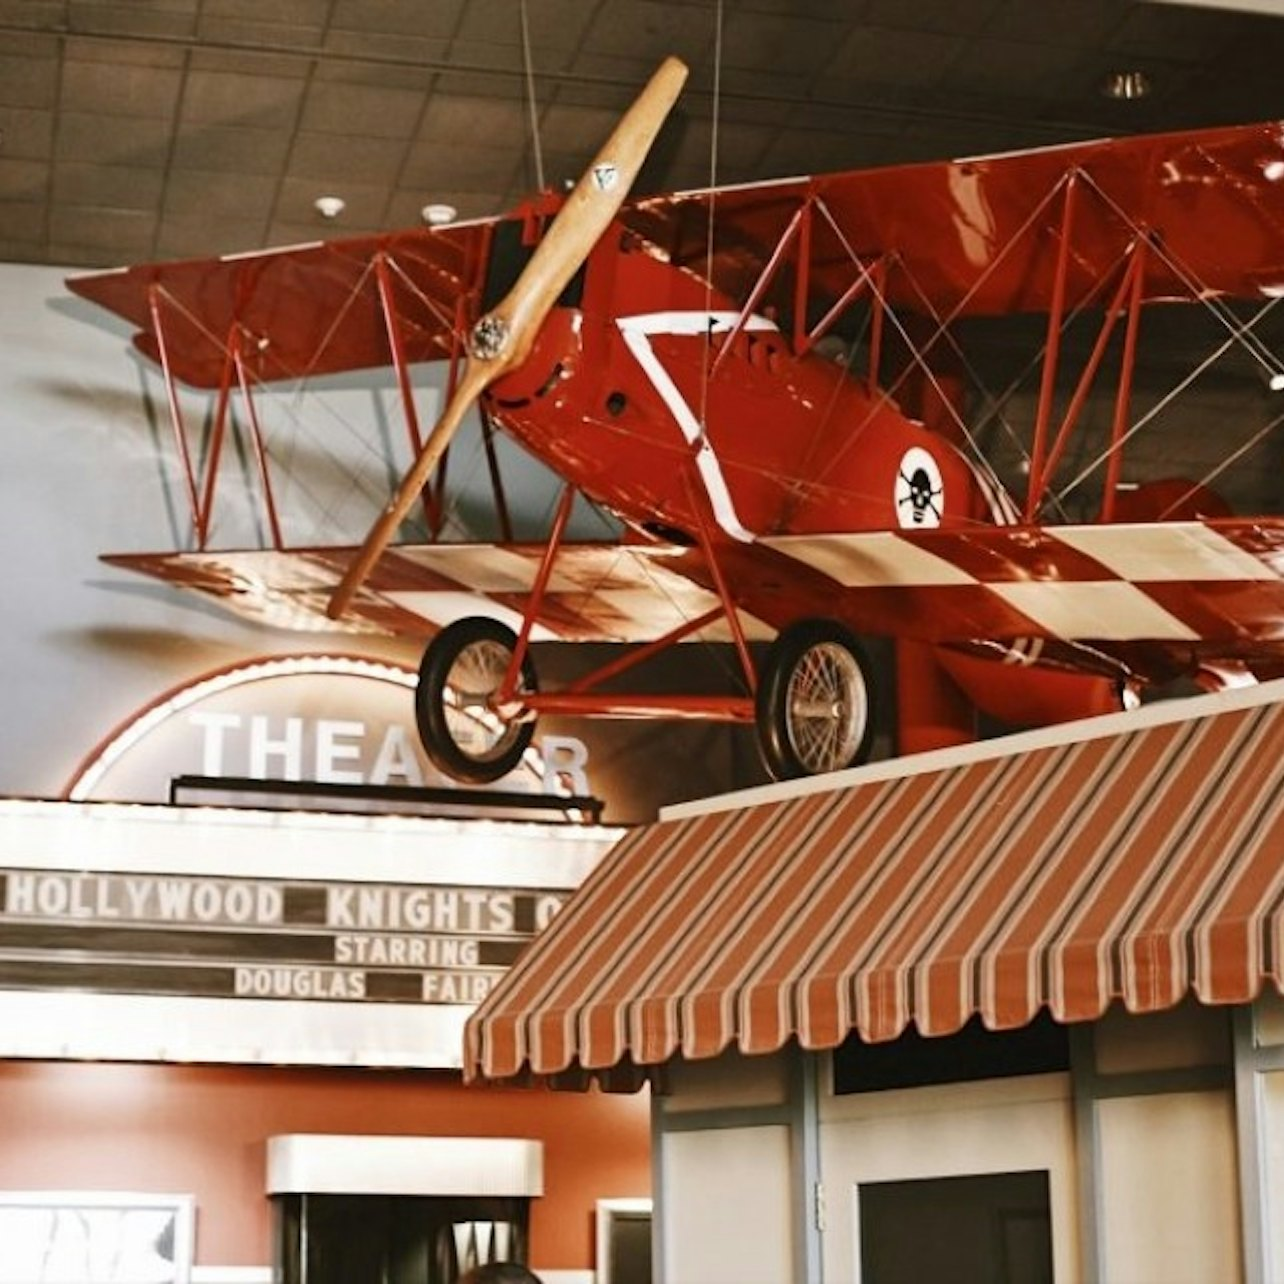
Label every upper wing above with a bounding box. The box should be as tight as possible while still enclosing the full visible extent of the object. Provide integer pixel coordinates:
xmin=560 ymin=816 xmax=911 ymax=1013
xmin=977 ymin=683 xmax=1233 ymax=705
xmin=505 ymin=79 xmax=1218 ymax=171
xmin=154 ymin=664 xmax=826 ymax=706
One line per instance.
xmin=104 ymin=541 xmax=775 ymax=644
xmin=624 ymin=120 xmax=1284 ymax=316
xmin=67 ymin=221 xmax=493 ymax=388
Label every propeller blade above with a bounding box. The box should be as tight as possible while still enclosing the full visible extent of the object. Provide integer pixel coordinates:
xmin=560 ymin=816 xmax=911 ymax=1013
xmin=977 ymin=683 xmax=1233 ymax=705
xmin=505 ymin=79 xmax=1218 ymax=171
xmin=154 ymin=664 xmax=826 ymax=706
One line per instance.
xmin=327 ymin=56 xmax=689 ymax=619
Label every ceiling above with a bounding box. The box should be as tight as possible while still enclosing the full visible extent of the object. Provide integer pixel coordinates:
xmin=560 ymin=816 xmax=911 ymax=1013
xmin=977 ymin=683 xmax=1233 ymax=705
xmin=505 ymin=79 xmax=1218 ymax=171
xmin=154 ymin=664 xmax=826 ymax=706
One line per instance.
xmin=4 ymin=0 xmax=1284 ymax=522
xmin=3 ymin=0 xmax=1284 ymax=270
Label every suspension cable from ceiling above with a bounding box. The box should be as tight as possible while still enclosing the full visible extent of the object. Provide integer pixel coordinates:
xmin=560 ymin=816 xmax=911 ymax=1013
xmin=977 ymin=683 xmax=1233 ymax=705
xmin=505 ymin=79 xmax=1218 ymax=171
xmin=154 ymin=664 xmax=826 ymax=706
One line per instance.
xmin=518 ymin=0 xmax=546 ymax=192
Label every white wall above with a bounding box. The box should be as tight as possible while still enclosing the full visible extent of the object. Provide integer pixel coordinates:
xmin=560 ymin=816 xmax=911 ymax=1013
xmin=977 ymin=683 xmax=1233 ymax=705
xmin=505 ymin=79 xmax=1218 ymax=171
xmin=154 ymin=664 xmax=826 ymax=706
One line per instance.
xmin=661 ymin=1125 xmax=794 ymax=1284
xmin=0 ymin=261 xmax=423 ymax=795
xmin=0 ymin=260 xmax=752 ymax=812
xmin=1098 ymin=1090 xmax=1241 ymax=1283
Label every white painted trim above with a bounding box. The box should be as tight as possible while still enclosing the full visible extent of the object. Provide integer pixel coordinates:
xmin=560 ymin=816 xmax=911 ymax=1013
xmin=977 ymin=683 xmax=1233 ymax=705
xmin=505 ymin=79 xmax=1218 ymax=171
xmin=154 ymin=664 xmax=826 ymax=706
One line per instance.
xmin=267 ymin=1134 xmax=543 ymax=1197
xmin=539 ymin=1272 xmax=595 ymax=1284
xmin=663 ymin=676 xmax=1284 ymax=819
xmin=617 ymin=310 xmax=776 ymax=544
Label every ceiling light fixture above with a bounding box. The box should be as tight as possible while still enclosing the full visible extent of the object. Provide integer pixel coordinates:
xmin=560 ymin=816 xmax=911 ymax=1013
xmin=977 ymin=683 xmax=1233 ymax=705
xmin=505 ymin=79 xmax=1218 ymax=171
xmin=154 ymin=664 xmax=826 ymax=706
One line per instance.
xmin=313 ymin=195 xmax=346 ymax=219
xmin=1101 ymin=70 xmax=1151 ymax=101
xmin=421 ymin=202 xmax=457 ymax=226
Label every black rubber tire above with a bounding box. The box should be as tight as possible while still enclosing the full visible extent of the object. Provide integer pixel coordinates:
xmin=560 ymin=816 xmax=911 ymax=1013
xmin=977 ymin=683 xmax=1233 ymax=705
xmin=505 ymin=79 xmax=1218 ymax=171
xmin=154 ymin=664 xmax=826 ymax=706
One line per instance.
xmin=755 ymin=619 xmax=876 ymax=780
xmin=415 ymin=617 xmax=538 ymax=785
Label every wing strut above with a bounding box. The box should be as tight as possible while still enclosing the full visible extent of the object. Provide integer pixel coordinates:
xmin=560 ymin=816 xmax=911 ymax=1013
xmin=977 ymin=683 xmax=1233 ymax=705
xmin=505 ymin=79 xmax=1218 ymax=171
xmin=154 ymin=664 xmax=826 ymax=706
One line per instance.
xmin=326 ymin=55 xmax=690 ymax=620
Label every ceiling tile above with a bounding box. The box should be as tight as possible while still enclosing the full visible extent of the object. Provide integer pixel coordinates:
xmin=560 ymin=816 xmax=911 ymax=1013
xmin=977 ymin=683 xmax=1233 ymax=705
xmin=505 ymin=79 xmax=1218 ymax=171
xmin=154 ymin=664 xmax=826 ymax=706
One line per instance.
xmin=320 ymin=30 xmax=452 ymax=66
xmin=985 ymin=0 xmax=1126 ymax=48
xmin=62 ymin=35 xmax=186 ymax=68
xmin=163 ymin=168 xmax=278 ymax=220
xmin=0 ymin=51 xmax=59 ymax=109
xmin=418 ymin=93 xmax=528 ymax=143
xmin=60 ymin=58 xmax=183 ymax=117
xmin=49 ymin=203 xmax=157 ymax=254
xmin=718 ymin=15 xmax=848 ymax=78
xmin=453 ymin=0 xmax=600 ymax=60
xmin=330 ymin=0 xmax=465 ymax=40
xmin=579 ymin=0 xmax=716 ymax=64
xmin=400 ymin=138 xmax=523 ymax=191
xmin=169 ymin=124 xmax=292 ymax=175
xmin=536 ymin=102 xmax=627 ymax=155
xmin=0 ymin=156 xmax=49 ymax=199
xmin=947 ymin=36 xmax=1088 ymax=101
xmin=263 ymin=216 xmax=384 ymax=247
xmin=286 ymin=133 xmax=408 ymax=185
xmin=0 ymin=2 xmax=64 ymax=30
xmin=863 ymin=0 xmax=1003 ymax=35
xmin=0 ymin=199 xmax=44 ymax=243
xmin=195 ymin=15 xmax=326 ymax=50
xmin=181 ymin=69 xmax=308 ymax=130
xmin=275 ymin=175 xmax=394 ymax=226
xmin=0 ymin=106 xmax=55 ymax=159
xmin=56 ymin=111 xmax=174 ymax=166
xmin=53 ymin=162 xmax=163 ymax=210
xmin=201 ymin=0 xmax=331 ymax=30
xmin=300 ymin=81 xmax=427 ymax=139
xmin=67 ymin=0 xmax=198 ymax=40
xmin=385 ymin=187 xmax=504 ymax=226
xmin=820 ymin=24 xmax=963 ymax=90
xmin=154 ymin=212 xmax=270 ymax=259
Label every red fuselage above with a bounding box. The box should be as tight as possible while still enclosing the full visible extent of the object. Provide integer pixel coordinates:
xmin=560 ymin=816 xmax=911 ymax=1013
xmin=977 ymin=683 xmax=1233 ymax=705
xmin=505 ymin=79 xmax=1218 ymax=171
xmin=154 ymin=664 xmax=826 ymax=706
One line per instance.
xmin=487 ymin=230 xmax=996 ymax=552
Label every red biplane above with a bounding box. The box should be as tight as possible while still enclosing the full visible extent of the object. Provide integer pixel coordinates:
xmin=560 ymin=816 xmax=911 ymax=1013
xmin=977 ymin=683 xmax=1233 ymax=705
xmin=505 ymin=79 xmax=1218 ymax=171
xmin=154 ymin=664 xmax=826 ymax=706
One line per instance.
xmin=67 ymin=58 xmax=1284 ymax=781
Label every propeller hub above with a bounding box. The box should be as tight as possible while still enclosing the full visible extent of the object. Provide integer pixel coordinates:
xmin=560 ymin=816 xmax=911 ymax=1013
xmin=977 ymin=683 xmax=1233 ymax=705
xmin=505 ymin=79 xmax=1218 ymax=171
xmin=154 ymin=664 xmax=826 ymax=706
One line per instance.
xmin=470 ymin=313 xmax=510 ymax=361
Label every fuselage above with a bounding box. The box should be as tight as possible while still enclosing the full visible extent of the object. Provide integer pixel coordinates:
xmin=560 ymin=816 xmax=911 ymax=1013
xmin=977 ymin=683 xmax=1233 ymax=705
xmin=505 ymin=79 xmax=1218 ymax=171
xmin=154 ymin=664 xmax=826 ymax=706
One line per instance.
xmin=485 ymin=226 xmax=998 ymax=548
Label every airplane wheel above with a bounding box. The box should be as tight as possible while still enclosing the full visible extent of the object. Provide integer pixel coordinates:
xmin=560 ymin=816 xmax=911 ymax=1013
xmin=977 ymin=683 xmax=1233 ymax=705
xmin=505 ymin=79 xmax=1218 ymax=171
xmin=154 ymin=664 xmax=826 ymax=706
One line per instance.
xmin=755 ymin=620 xmax=875 ymax=780
xmin=415 ymin=617 xmax=538 ymax=785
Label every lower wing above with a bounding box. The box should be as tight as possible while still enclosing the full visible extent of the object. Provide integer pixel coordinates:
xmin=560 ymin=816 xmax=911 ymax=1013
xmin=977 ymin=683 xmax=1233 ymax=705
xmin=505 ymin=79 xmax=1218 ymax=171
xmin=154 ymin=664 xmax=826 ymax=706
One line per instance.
xmin=104 ymin=541 xmax=775 ymax=645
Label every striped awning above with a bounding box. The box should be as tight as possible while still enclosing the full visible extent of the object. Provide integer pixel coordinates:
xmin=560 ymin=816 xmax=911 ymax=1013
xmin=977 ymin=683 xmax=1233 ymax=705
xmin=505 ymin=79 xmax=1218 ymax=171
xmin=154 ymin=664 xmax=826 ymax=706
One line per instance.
xmin=464 ymin=681 xmax=1284 ymax=1086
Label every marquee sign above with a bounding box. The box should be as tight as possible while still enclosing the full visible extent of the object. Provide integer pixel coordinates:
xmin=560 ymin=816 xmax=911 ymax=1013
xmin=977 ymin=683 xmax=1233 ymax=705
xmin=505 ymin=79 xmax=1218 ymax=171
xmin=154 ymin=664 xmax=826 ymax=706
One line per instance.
xmin=66 ymin=654 xmax=592 ymax=803
xmin=0 ymin=799 xmax=621 ymax=1068
xmin=0 ymin=867 xmax=567 ymax=1008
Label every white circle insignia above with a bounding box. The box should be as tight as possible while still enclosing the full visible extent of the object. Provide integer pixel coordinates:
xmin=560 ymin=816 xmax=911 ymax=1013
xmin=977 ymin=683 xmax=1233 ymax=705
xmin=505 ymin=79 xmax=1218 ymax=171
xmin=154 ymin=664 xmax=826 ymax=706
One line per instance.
xmin=894 ymin=446 xmax=945 ymax=529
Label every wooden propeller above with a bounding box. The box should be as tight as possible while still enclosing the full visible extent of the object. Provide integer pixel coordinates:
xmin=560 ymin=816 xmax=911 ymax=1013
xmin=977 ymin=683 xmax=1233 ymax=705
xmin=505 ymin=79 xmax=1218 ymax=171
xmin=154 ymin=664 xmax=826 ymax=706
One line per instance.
xmin=327 ymin=55 xmax=689 ymax=619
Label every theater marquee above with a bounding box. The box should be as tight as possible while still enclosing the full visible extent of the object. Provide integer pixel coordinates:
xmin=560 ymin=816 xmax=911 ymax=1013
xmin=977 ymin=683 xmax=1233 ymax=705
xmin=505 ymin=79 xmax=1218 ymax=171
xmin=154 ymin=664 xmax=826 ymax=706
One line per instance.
xmin=0 ymin=799 xmax=621 ymax=1068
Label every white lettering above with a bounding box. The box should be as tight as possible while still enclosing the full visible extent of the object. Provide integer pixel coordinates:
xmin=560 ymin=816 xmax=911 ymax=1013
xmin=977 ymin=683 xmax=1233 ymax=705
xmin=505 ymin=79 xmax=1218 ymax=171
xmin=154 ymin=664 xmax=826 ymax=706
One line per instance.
xmin=189 ymin=711 xmax=242 ymax=775
xmin=234 ymin=966 xmax=365 ymax=1001
xmin=333 ymin=934 xmax=479 ymax=967
xmin=316 ymin=719 xmax=365 ymax=785
xmin=249 ymin=715 xmax=303 ymax=780
xmin=421 ymin=972 xmax=497 ymax=1004
xmin=5 ymin=873 xmax=34 ymax=914
xmin=540 ymin=734 xmax=591 ymax=796
xmin=488 ymin=893 xmax=514 ymax=934
xmin=369 ymin=725 xmax=425 ymax=786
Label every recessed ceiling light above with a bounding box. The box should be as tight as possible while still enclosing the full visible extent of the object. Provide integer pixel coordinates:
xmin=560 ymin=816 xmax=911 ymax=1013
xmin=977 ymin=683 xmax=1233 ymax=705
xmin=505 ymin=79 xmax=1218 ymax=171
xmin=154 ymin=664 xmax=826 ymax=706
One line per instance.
xmin=421 ymin=203 xmax=457 ymax=226
xmin=313 ymin=195 xmax=346 ymax=219
xmin=1101 ymin=70 xmax=1151 ymax=101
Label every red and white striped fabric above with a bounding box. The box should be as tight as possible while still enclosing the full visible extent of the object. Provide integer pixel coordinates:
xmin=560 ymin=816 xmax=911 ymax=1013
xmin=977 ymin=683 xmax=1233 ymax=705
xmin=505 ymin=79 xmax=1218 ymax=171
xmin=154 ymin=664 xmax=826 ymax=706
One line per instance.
xmin=465 ymin=681 xmax=1284 ymax=1085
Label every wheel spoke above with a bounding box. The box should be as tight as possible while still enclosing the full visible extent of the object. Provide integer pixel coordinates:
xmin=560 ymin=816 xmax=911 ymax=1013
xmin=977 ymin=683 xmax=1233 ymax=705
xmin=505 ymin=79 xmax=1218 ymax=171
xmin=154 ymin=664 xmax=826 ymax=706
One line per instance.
xmin=785 ymin=640 xmax=867 ymax=774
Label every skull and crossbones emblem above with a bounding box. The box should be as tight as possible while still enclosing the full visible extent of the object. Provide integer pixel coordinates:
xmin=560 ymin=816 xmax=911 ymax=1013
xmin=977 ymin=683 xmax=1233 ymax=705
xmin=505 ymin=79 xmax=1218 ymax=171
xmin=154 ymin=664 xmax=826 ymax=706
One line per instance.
xmin=894 ymin=446 xmax=945 ymax=528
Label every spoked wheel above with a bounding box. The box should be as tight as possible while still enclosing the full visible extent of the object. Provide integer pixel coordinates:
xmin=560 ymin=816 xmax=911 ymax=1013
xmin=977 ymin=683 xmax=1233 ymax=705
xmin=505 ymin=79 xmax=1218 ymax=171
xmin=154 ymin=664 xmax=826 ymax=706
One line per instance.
xmin=415 ymin=617 xmax=538 ymax=784
xmin=755 ymin=620 xmax=876 ymax=780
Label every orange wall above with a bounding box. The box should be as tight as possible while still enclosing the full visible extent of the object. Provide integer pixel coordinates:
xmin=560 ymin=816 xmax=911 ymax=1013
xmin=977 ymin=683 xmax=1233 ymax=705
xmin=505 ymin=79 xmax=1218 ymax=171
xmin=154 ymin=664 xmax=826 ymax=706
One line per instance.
xmin=0 ymin=1060 xmax=651 ymax=1272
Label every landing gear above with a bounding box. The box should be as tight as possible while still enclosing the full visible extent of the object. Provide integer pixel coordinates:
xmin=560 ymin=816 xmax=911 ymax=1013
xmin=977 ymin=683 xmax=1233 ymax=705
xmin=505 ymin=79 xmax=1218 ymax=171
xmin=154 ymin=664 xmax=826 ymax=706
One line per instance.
xmin=415 ymin=617 xmax=538 ymax=784
xmin=755 ymin=620 xmax=875 ymax=780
